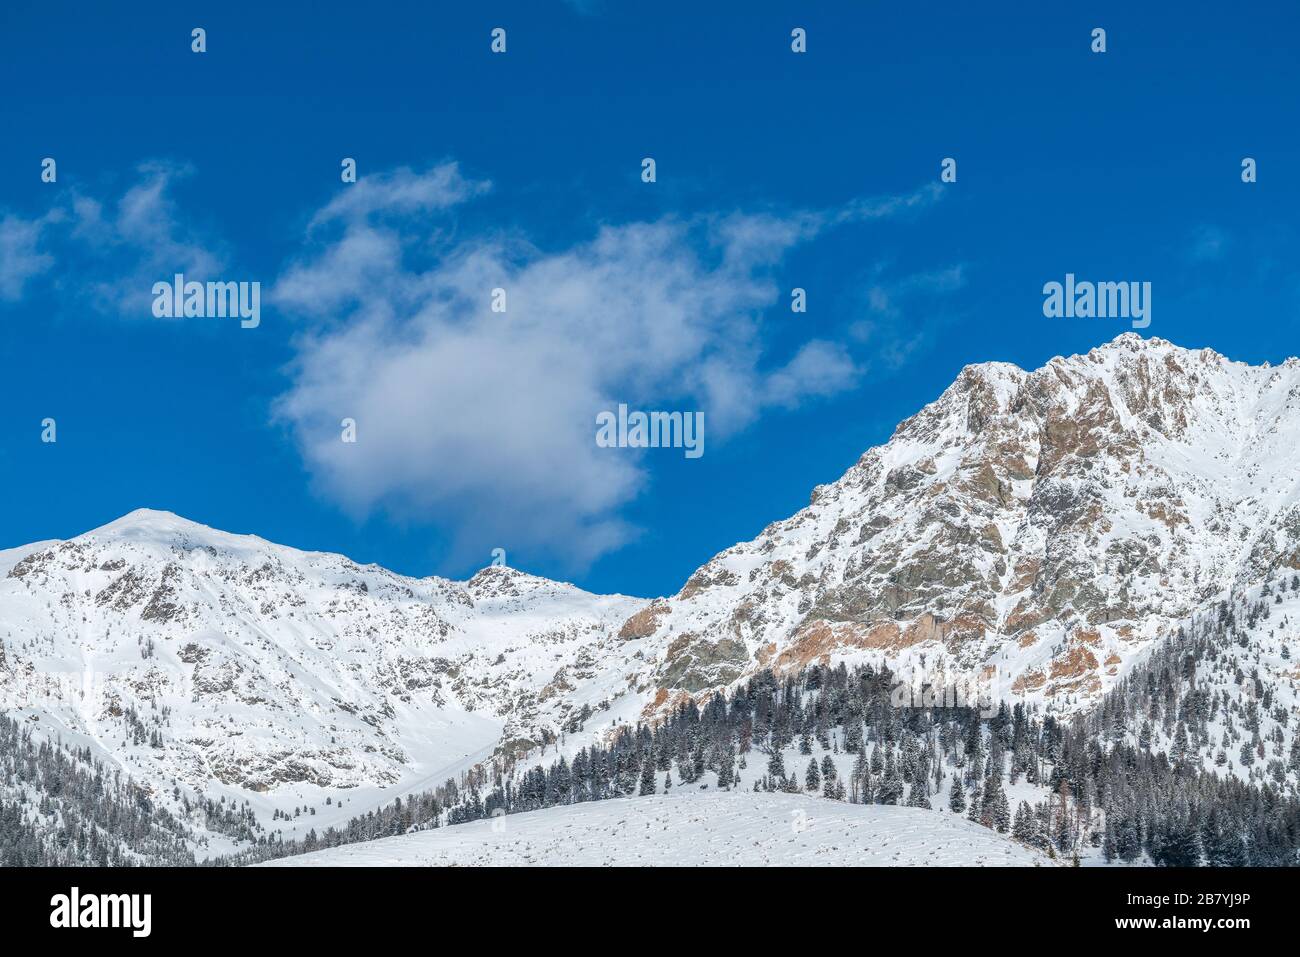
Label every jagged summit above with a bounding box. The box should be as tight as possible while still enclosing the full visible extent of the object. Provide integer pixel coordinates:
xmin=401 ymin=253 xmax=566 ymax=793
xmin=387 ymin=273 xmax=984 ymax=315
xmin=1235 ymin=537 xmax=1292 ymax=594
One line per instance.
xmin=631 ymin=333 xmax=1300 ymax=709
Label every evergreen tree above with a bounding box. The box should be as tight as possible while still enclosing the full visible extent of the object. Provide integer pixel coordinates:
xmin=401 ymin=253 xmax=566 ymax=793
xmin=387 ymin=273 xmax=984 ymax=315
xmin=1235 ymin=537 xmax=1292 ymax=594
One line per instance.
xmin=716 ymin=747 xmax=735 ymax=790
xmin=766 ymin=749 xmax=786 ymax=782
xmin=1012 ymin=801 xmax=1038 ymax=847
xmin=948 ymin=775 xmax=966 ymax=814
xmin=804 ymin=758 xmax=821 ymax=792
xmin=638 ymin=753 xmax=657 ymax=796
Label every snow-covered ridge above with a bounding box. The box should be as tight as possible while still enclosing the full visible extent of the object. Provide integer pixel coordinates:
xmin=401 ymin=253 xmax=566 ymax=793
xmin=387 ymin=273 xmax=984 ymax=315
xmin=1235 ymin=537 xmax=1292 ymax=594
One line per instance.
xmin=3 ymin=333 xmax=1299 ymax=846
xmin=0 ymin=507 xmax=650 ymax=842
xmin=631 ymin=333 xmax=1300 ymax=719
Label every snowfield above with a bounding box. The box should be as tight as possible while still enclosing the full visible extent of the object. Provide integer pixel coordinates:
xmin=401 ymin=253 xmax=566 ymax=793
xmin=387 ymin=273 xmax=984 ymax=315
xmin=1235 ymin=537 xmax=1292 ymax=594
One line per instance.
xmin=261 ymin=791 xmax=1053 ymax=867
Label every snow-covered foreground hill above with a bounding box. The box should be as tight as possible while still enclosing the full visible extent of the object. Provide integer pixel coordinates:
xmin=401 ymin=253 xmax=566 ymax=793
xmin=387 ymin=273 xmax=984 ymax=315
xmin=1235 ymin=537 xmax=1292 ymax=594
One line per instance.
xmin=261 ymin=791 xmax=1052 ymax=867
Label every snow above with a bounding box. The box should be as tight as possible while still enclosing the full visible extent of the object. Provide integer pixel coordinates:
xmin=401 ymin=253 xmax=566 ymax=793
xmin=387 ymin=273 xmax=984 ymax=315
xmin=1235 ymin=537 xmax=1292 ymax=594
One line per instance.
xmin=0 ymin=510 xmax=653 ymax=848
xmin=617 ymin=332 xmax=1300 ymax=726
xmin=261 ymin=790 xmax=1054 ymax=867
xmin=5 ymin=334 xmax=1300 ymax=859
xmin=0 ymin=540 xmax=58 ymax=577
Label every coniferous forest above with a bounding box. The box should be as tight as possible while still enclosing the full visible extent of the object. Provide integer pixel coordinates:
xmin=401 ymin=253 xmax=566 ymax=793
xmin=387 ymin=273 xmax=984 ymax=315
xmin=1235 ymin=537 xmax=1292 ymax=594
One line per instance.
xmin=5 ymin=587 xmax=1300 ymax=867
xmin=0 ymin=713 xmax=263 ymax=866
xmin=218 ymin=591 xmax=1300 ymax=867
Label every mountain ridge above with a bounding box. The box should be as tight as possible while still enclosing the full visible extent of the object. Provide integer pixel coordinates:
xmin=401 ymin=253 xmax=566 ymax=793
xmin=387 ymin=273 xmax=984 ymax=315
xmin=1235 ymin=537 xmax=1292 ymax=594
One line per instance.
xmin=4 ymin=332 xmax=1300 ymax=848
xmin=632 ymin=332 xmax=1300 ymax=715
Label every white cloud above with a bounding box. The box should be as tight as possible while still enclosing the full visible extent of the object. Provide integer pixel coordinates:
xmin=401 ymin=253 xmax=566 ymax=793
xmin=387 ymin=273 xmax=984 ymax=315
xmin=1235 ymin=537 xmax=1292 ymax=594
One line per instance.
xmin=309 ymin=162 xmax=490 ymax=229
xmin=861 ymin=264 xmax=967 ymax=321
xmin=0 ymin=158 xmax=953 ymax=570
xmin=274 ymin=163 xmax=944 ymax=571
xmin=0 ymin=213 xmax=57 ymax=301
xmin=763 ymin=340 xmax=860 ymax=408
xmin=0 ymin=163 xmax=225 ymax=316
xmin=70 ymin=163 xmax=225 ymax=314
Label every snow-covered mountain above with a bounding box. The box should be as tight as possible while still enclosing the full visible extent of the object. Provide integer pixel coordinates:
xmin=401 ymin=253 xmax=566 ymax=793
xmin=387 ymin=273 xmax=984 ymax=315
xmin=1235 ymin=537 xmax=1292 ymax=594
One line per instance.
xmin=633 ymin=333 xmax=1300 ymax=719
xmin=0 ymin=509 xmax=647 ymax=834
xmin=3 ymin=333 xmax=1299 ymax=846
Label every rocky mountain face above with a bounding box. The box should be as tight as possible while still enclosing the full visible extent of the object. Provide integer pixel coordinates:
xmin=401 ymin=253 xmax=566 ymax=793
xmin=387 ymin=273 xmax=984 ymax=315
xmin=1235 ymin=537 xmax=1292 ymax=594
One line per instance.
xmin=2 ymin=334 xmax=1298 ymax=831
xmin=0 ymin=511 xmax=646 ymax=801
xmin=635 ymin=334 xmax=1300 ymax=714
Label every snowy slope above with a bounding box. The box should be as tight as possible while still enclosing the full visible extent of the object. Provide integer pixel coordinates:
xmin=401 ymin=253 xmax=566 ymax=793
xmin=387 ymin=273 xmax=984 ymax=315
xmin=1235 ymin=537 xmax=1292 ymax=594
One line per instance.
xmin=4 ymin=333 xmax=1300 ymax=851
xmin=0 ymin=509 xmax=648 ymax=840
xmin=0 ymin=540 xmax=58 ymax=577
xmin=1099 ymin=575 xmax=1300 ymax=787
xmin=261 ymin=790 xmax=1052 ymax=867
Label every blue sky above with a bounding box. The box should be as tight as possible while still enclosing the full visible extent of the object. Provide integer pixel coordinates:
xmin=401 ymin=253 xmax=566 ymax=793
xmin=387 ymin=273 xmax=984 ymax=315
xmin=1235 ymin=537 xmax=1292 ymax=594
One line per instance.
xmin=1 ymin=1 xmax=1298 ymax=597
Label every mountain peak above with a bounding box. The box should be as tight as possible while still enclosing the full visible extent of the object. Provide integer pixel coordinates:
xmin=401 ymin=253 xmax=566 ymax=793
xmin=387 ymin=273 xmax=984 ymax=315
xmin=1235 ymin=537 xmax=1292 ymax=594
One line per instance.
xmin=94 ymin=507 xmax=195 ymax=529
xmin=1102 ymin=331 xmax=1162 ymax=349
xmin=631 ymin=332 xmax=1300 ymax=716
xmin=1072 ymin=332 xmax=1271 ymax=374
xmin=83 ymin=508 xmax=234 ymax=547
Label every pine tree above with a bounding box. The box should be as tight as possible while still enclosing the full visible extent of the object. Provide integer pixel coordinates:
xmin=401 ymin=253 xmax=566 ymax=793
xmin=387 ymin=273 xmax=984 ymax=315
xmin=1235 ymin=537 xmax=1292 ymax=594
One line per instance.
xmin=1054 ymin=804 xmax=1073 ymax=854
xmin=638 ymin=753 xmax=657 ymax=796
xmin=876 ymin=764 xmax=904 ymax=805
xmin=1012 ymin=801 xmax=1039 ymax=848
xmin=850 ymin=746 xmax=867 ymax=803
xmin=1172 ymin=721 xmax=1190 ymax=765
xmin=717 ymin=747 xmax=735 ymax=790
xmin=1101 ymin=818 xmax=1118 ymax=863
xmin=948 ymin=775 xmax=966 ymax=813
xmin=804 ymin=758 xmax=821 ymax=792
xmin=982 ymin=775 xmax=1010 ymax=833
xmin=767 ymin=749 xmax=786 ymax=782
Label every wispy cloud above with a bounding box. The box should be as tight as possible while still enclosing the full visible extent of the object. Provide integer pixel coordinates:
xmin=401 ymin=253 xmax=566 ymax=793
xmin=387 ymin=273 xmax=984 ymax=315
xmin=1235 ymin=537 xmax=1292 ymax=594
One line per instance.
xmin=0 ymin=212 xmax=58 ymax=301
xmin=0 ymin=156 xmax=957 ymax=571
xmin=308 ymin=162 xmax=490 ymax=229
xmin=0 ymin=162 xmax=225 ymax=316
xmin=850 ymin=263 xmax=968 ymax=370
xmin=70 ymin=162 xmax=225 ymax=314
xmin=272 ymin=163 xmax=947 ymax=570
